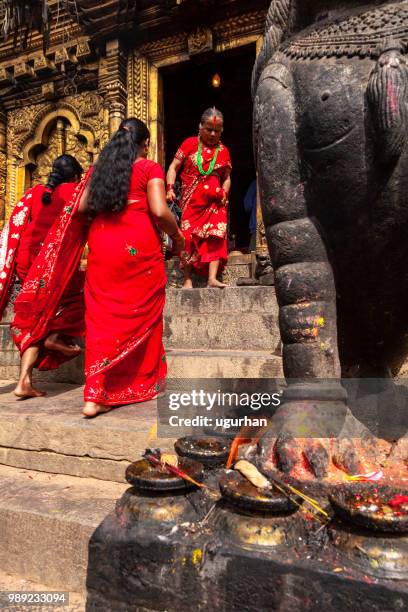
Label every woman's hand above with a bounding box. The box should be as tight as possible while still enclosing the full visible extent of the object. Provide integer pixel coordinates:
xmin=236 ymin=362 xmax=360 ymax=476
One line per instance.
xmin=216 ymin=187 xmax=228 ymax=206
xmin=170 ymin=228 xmax=185 ymax=254
xmin=166 ymin=187 xmax=177 ymax=203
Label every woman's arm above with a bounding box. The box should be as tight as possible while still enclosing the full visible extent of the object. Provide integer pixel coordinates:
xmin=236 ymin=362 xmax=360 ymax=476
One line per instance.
xmin=166 ymin=158 xmax=183 ymax=202
xmin=147 ymin=178 xmax=184 ymax=250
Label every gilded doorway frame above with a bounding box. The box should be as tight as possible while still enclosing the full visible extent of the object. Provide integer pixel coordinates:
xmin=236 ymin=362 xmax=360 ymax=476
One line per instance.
xmin=127 ymin=9 xmax=265 ymax=166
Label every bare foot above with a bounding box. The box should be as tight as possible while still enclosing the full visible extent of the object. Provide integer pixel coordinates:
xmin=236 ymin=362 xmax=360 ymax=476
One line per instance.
xmin=44 ymin=335 xmax=81 ymax=357
xmin=207 ymin=279 xmax=227 ymax=288
xmin=14 ymin=383 xmax=46 ymax=399
xmin=182 ymin=279 xmax=193 ymax=289
xmin=83 ymin=402 xmax=113 ymax=418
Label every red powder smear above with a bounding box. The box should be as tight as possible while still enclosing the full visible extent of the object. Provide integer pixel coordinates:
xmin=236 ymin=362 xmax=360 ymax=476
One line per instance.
xmin=212 ymin=115 xmax=218 ymax=126
xmin=387 ymin=80 xmax=398 ymax=115
xmin=388 ymin=494 xmax=408 ymax=508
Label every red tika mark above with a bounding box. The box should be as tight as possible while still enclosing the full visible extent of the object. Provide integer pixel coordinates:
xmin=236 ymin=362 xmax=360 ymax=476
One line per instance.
xmin=387 ymin=81 xmax=398 ymax=116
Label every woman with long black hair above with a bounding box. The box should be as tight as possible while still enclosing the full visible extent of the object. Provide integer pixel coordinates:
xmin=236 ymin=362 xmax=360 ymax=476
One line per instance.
xmin=0 ymin=154 xmax=85 ymax=398
xmin=76 ymin=117 xmax=183 ymax=416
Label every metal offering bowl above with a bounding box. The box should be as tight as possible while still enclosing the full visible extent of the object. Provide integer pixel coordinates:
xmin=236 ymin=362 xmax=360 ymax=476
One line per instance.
xmin=329 ymin=483 xmax=408 ymax=533
xmin=125 ymin=457 xmax=204 ymax=492
xmin=175 ymin=436 xmax=231 ymax=468
xmin=219 ymin=470 xmax=300 ymax=513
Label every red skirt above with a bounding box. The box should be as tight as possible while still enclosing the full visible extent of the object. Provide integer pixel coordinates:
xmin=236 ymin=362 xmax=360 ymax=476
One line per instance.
xmin=84 ymin=204 xmax=167 ymax=406
xmin=180 ymin=174 xmax=228 ymax=276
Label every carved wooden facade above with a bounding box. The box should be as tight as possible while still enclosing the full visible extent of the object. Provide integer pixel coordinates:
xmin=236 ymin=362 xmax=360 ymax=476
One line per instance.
xmin=0 ymin=0 xmax=269 ymax=227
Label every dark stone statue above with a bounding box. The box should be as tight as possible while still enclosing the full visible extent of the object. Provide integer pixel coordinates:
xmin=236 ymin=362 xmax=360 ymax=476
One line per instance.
xmin=253 ymin=0 xmax=408 ymax=481
xmin=237 ymin=253 xmax=275 ymax=286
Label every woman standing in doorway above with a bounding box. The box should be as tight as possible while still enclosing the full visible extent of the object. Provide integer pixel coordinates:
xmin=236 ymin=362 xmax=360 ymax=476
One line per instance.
xmin=166 ymin=107 xmax=232 ymax=288
xmin=77 ymin=118 xmax=184 ymax=417
xmin=0 ymin=155 xmax=85 ymax=398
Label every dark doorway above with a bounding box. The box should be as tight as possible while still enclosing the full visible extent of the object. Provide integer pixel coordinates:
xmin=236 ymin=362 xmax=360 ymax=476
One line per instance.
xmin=161 ymin=43 xmax=256 ymax=250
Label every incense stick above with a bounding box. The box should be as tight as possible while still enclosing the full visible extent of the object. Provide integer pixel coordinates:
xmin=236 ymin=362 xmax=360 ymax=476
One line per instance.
xmin=144 ymin=452 xmax=205 ymax=489
xmin=267 ymin=472 xmax=329 ymax=519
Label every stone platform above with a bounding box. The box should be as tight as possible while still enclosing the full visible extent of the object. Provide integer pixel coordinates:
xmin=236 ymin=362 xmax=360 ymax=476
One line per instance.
xmin=0 ymin=283 xmax=282 ymax=604
xmin=0 ymin=381 xmax=171 ymax=603
xmin=0 ymin=286 xmax=283 ymax=383
xmin=0 ymin=382 xmax=171 ymax=482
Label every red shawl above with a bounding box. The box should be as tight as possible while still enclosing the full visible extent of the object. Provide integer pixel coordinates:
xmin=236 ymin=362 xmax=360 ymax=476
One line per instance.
xmin=13 ymin=173 xmax=90 ymax=354
xmin=0 ymin=189 xmax=34 ymax=320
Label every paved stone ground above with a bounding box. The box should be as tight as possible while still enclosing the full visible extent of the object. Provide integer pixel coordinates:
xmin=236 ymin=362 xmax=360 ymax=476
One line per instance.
xmin=0 ymin=380 xmax=174 ymax=482
xmin=0 ymin=381 xmax=175 ymax=608
xmin=0 ymin=569 xmax=85 ymax=611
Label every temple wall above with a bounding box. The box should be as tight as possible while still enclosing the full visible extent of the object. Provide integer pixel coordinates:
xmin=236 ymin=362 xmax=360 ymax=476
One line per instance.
xmin=0 ymin=5 xmax=266 ymax=242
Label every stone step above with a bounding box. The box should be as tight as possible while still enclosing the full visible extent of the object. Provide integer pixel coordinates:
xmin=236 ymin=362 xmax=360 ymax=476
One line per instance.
xmin=0 ymin=382 xmax=172 ymax=483
xmin=0 ymin=349 xmax=283 ymax=384
xmin=167 ymin=348 xmax=282 ymax=378
xmin=168 ymin=287 xmax=280 ymax=351
xmin=0 ymin=464 xmax=126 ymax=593
xmin=0 ymin=286 xmax=282 ymax=379
xmin=166 ymin=253 xmax=253 ymax=288
xmin=164 ymin=312 xmax=279 ymax=350
xmin=164 ymin=286 xmax=277 ymax=314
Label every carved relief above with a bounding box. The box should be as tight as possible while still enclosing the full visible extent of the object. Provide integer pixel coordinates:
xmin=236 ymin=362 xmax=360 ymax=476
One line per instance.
xmin=213 ymin=10 xmax=267 ymax=49
xmin=138 ymin=34 xmax=188 ymax=63
xmin=283 ymin=3 xmax=408 ymax=60
xmin=188 ymin=28 xmax=213 ymax=55
xmin=6 ymin=92 xmax=109 ymax=218
xmin=31 ymin=120 xmax=92 ymax=186
xmin=100 ymin=40 xmax=128 ymax=134
xmin=31 ymin=123 xmax=66 ymax=186
xmin=137 ymin=11 xmax=266 ymax=63
xmin=8 ymin=103 xmax=49 ymax=140
xmin=0 ymin=108 xmax=6 ymax=227
xmin=256 ymin=204 xmax=269 ymax=255
xmin=0 ymin=151 xmax=6 ymax=225
xmin=64 ymin=92 xmax=109 ymax=149
xmin=127 ymin=53 xmax=149 ymax=123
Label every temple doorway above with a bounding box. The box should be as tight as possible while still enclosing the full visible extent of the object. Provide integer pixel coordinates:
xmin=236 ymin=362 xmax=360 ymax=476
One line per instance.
xmin=161 ymin=43 xmax=256 ymax=250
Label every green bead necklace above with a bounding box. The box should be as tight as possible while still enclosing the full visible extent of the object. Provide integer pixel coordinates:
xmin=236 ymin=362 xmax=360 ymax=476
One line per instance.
xmin=197 ymin=139 xmax=220 ymax=176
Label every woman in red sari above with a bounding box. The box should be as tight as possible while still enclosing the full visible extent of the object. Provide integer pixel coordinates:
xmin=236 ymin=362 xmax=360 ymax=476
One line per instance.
xmin=166 ymin=107 xmax=232 ymax=288
xmin=0 ymin=155 xmax=85 ymax=398
xmin=77 ymin=118 xmax=184 ymax=417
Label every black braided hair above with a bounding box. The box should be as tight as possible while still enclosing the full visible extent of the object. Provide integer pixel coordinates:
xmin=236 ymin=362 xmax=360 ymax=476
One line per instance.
xmin=87 ymin=118 xmax=150 ymax=217
xmin=42 ymin=154 xmax=83 ymax=204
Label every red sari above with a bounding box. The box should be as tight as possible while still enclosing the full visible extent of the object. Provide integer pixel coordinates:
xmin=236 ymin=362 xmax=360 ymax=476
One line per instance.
xmin=84 ymin=159 xmax=167 ymax=405
xmin=0 ymin=183 xmax=85 ymax=370
xmin=175 ymin=137 xmax=232 ymax=276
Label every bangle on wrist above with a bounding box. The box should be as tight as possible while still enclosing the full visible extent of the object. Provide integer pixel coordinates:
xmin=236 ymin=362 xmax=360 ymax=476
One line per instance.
xmin=166 ymin=184 xmax=175 ymax=192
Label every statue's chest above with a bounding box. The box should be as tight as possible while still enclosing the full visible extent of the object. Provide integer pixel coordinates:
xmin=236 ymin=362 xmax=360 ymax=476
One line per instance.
xmin=294 ymin=60 xmax=372 ymax=153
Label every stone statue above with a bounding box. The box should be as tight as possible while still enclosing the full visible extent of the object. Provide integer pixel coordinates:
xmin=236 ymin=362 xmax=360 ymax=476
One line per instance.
xmin=237 ymin=253 xmax=275 ymax=286
xmin=254 ymin=0 xmax=408 ymax=481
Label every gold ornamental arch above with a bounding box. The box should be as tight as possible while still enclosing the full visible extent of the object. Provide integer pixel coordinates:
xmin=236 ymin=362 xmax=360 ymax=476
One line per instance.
xmin=5 ymin=92 xmax=109 ymax=219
